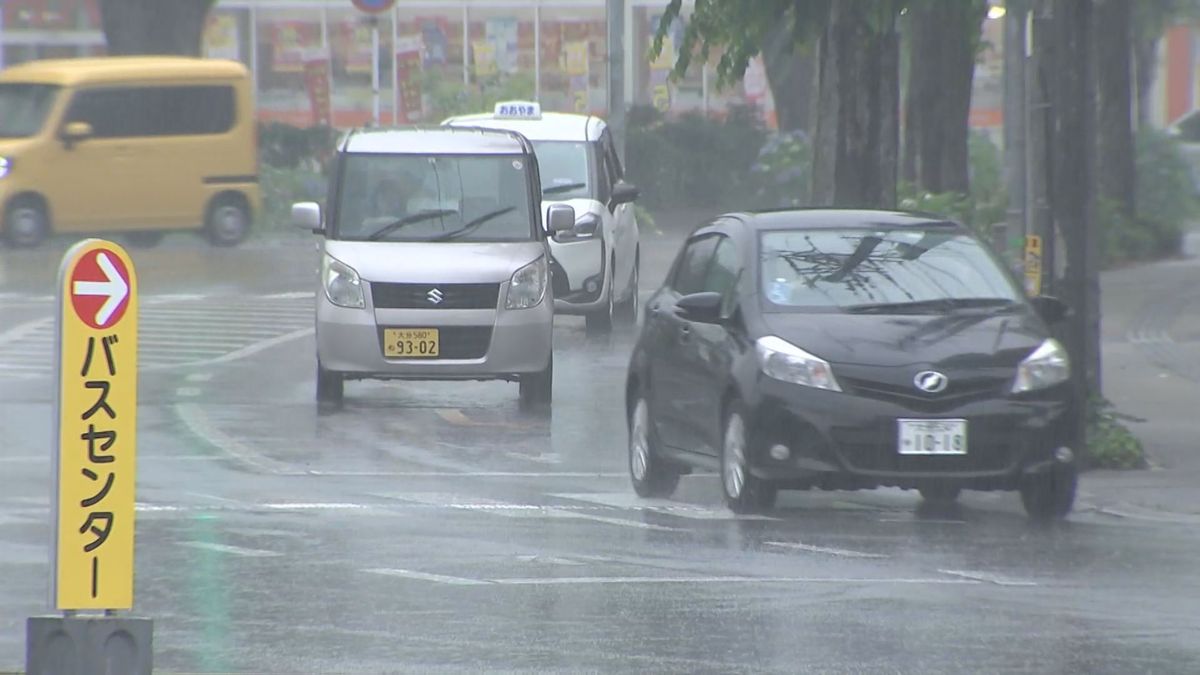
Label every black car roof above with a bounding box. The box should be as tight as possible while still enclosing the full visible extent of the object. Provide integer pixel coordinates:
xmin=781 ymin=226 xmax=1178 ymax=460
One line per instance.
xmin=719 ymin=208 xmax=959 ymax=232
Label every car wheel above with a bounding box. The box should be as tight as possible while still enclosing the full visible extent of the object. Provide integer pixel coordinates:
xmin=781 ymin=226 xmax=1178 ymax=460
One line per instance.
xmin=918 ymin=485 xmax=962 ymax=504
xmin=616 ymin=252 xmax=640 ymax=328
xmin=585 ymin=266 xmax=615 ymax=336
xmin=125 ymin=231 xmax=165 ymax=248
xmin=721 ymin=402 xmax=777 ymax=514
xmin=316 ymin=363 xmax=343 ymax=406
xmin=628 ymin=395 xmax=680 ymax=498
xmin=1020 ymin=463 xmax=1077 ymax=521
xmin=3 ymin=197 xmax=50 ymax=248
xmin=519 ymin=356 xmax=553 ymax=410
xmin=205 ymin=195 xmax=251 ymax=247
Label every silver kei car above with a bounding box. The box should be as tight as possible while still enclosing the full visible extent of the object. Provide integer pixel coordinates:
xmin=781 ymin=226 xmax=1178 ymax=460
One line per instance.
xmin=291 ymin=126 xmax=575 ymax=410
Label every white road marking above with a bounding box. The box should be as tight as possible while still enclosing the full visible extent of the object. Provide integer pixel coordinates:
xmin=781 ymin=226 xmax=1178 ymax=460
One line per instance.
xmin=381 ymin=492 xmax=682 ymax=532
xmin=185 ymin=372 xmax=214 ymax=382
xmin=175 ymin=387 xmax=202 ymax=397
xmin=552 ymin=492 xmax=777 ymax=521
xmin=192 ymin=327 xmax=314 ymax=366
xmin=765 ymin=541 xmax=889 ymax=559
xmin=363 ymin=568 xmax=491 ymax=586
xmin=305 ymin=470 xmax=626 ymax=478
xmin=361 ymin=571 xmax=985 ymax=588
xmin=938 ymin=569 xmax=1038 ymax=587
xmin=178 ymin=541 xmax=282 ymax=558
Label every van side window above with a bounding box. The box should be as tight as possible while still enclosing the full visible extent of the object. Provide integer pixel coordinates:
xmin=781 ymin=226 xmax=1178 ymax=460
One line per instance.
xmin=65 ymin=86 xmax=236 ymax=138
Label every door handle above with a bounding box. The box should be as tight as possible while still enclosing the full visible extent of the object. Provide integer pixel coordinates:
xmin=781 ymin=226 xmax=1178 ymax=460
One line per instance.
xmin=678 ymin=324 xmax=691 ymax=342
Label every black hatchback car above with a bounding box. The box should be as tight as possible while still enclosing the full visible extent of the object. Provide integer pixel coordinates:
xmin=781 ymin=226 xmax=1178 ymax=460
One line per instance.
xmin=625 ymin=209 xmax=1078 ymax=519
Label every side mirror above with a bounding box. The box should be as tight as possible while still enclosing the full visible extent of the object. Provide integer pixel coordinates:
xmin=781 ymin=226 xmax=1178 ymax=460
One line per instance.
xmin=60 ymin=121 xmax=93 ymax=148
xmin=547 ymin=204 xmax=576 ymax=235
xmin=291 ymin=201 xmax=323 ymax=234
xmin=1029 ymin=295 xmax=1069 ymax=325
xmin=676 ymin=291 xmax=725 ymax=324
xmin=611 ymin=182 xmax=640 ymax=208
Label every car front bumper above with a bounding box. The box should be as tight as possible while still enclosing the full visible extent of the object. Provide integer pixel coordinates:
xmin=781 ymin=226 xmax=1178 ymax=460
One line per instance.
xmin=746 ymin=377 xmax=1075 ymax=491
xmin=316 ymin=289 xmax=553 ymax=380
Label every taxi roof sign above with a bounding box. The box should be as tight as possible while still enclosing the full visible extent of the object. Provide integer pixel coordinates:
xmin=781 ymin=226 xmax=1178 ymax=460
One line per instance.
xmin=494 ymin=101 xmax=542 ymax=120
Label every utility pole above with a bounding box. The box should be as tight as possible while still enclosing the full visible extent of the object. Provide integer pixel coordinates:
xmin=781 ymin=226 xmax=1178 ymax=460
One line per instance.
xmin=1003 ymin=0 xmax=1029 ymax=271
xmin=607 ymin=0 xmax=627 ymax=159
xmin=1027 ymin=0 xmax=1056 ymax=297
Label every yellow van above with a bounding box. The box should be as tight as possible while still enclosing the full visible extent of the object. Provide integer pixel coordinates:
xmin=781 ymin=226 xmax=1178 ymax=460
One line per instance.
xmin=0 ymin=56 xmax=260 ymax=248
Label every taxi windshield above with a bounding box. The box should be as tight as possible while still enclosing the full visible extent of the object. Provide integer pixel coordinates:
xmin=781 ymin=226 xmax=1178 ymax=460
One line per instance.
xmin=532 ymin=140 xmax=592 ymax=199
xmin=333 ymin=153 xmax=535 ymax=242
xmin=0 ymin=83 xmax=60 ymax=138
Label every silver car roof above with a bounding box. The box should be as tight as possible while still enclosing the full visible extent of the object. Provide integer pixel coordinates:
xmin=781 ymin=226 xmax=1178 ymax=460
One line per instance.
xmin=339 ymin=126 xmax=533 ymax=155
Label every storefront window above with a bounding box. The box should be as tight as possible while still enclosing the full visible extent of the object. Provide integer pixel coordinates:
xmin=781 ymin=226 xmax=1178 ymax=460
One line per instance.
xmin=394 ymin=5 xmax=465 ymax=123
xmin=538 ymin=3 xmax=607 ymax=115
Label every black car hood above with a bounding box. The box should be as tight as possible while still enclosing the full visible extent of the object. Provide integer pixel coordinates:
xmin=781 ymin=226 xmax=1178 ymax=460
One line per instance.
xmin=761 ymin=309 xmax=1047 ymax=370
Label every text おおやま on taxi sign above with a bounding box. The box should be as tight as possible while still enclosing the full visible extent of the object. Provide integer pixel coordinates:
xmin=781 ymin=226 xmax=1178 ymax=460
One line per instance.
xmin=53 ymin=239 xmax=138 ymax=611
xmin=494 ymin=101 xmax=541 ymax=119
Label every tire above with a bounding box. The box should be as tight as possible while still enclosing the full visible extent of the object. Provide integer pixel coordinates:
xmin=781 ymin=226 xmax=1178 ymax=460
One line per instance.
xmin=3 ymin=197 xmax=50 ymax=248
xmin=125 ymin=231 xmax=165 ymax=248
xmin=615 ymin=252 xmax=640 ymax=328
xmin=721 ymin=402 xmax=777 ymax=514
xmin=205 ymin=195 xmax=251 ymax=247
xmin=585 ymin=265 xmax=615 ymax=336
xmin=519 ymin=355 xmax=553 ymax=410
xmin=316 ymin=364 xmax=344 ymax=406
xmin=918 ymin=485 xmax=962 ymax=504
xmin=628 ymin=394 xmax=681 ymax=498
xmin=1020 ymin=463 xmax=1077 ymax=521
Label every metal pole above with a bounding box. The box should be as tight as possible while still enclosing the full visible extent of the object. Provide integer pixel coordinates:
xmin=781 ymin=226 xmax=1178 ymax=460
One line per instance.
xmin=321 ymin=6 xmax=333 ymax=127
xmin=534 ymin=3 xmax=541 ymax=102
xmin=248 ymin=6 xmax=258 ymax=93
xmin=1003 ymin=1 xmax=1028 ymax=269
xmin=607 ymin=0 xmax=626 ymax=156
xmin=392 ymin=6 xmax=399 ymax=124
xmin=371 ymin=17 xmax=380 ymax=126
xmin=462 ymin=6 xmax=470 ymax=86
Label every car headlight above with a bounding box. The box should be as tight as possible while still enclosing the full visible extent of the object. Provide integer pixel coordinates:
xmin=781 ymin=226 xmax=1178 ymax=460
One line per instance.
xmin=322 ymin=253 xmax=364 ymax=308
xmin=506 ymin=256 xmax=548 ymax=309
xmin=1012 ymin=338 xmax=1070 ymax=393
xmin=755 ymin=336 xmax=842 ymax=392
xmin=0 ymin=157 xmax=12 ymax=178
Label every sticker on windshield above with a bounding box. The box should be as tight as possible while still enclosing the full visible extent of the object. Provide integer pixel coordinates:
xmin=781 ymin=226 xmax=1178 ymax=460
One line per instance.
xmin=512 ymin=160 xmax=523 ymax=170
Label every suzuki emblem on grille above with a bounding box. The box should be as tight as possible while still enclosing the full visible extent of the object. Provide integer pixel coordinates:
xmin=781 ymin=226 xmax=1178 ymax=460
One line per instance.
xmin=427 ymin=288 xmax=444 ymax=304
xmin=914 ymin=370 xmax=949 ymax=393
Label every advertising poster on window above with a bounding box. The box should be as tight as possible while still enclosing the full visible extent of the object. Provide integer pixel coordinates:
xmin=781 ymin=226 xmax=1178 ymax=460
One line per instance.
xmin=340 ymin=21 xmax=373 ymax=74
xmin=485 ymin=17 xmax=520 ymax=75
xmin=417 ymin=17 xmax=450 ymax=66
xmin=272 ymin=22 xmax=321 ymax=73
xmin=303 ymin=51 xmax=333 ymax=126
xmin=394 ymin=35 xmax=424 ymax=123
xmin=565 ymin=41 xmax=590 ymax=113
xmin=473 ymin=40 xmax=497 ymax=79
xmin=204 ymin=14 xmax=240 ymax=61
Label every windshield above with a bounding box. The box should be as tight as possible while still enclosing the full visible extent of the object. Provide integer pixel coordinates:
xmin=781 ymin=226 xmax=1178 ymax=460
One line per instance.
xmin=531 ymin=140 xmax=592 ymax=199
xmin=333 ymin=153 xmax=535 ymax=242
xmin=0 ymin=83 xmax=60 ymax=138
xmin=759 ymin=227 xmax=1023 ymax=311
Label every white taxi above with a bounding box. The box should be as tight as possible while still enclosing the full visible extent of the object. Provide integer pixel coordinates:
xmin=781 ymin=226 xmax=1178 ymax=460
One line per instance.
xmin=444 ymin=102 xmax=641 ymax=335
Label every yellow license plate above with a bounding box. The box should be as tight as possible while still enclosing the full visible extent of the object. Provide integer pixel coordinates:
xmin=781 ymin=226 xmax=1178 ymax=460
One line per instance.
xmin=384 ymin=328 xmax=440 ymax=358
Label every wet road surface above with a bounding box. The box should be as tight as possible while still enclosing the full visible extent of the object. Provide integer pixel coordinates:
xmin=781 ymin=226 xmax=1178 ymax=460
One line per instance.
xmin=2 ymin=232 xmax=1200 ymax=673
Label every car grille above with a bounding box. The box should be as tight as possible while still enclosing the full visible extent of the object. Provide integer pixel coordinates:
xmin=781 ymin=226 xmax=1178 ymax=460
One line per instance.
xmin=377 ymin=326 xmax=493 ymax=360
xmin=371 ymin=282 xmax=500 ymax=310
xmin=838 ymin=375 xmax=1009 ymax=413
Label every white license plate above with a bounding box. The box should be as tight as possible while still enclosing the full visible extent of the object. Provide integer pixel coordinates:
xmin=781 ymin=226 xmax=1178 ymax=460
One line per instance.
xmin=897 ymin=419 xmax=967 ymax=455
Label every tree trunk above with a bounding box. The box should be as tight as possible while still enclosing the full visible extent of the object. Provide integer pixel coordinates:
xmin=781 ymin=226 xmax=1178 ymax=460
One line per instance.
xmin=812 ymin=0 xmax=901 ymax=208
xmin=1133 ymin=34 xmax=1159 ymax=129
xmin=100 ymin=0 xmax=216 ymax=57
xmin=761 ymin=24 xmax=817 ymax=134
xmin=1048 ymin=0 xmax=1100 ymax=448
xmin=1094 ymin=0 xmax=1136 ymax=221
xmin=903 ymin=0 xmax=986 ymax=194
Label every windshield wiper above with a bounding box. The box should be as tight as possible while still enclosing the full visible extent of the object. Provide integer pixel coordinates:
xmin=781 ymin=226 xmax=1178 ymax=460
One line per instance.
xmin=365 ymin=209 xmax=457 ymax=241
xmin=845 ymin=297 xmax=1019 ymax=314
xmin=427 ymin=207 xmax=517 ymax=242
xmin=543 ymin=182 xmax=588 ymax=195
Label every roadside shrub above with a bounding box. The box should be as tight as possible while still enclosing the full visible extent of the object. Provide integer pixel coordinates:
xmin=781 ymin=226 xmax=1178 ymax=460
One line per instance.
xmin=423 ymin=72 xmax=537 ymax=121
xmin=750 ymin=130 xmax=812 ymax=208
xmin=625 ymin=104 xmax=766 ymax=210
xmin=897 ymin=133 xmax=1008 ymax=238
xmin=1085 ymin=396 xmax=1148 ymax=470
xmin=260 ymin=164 xmax=325 ymax=231
xmin=259 ymin=122 xmax=336 ymax=170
